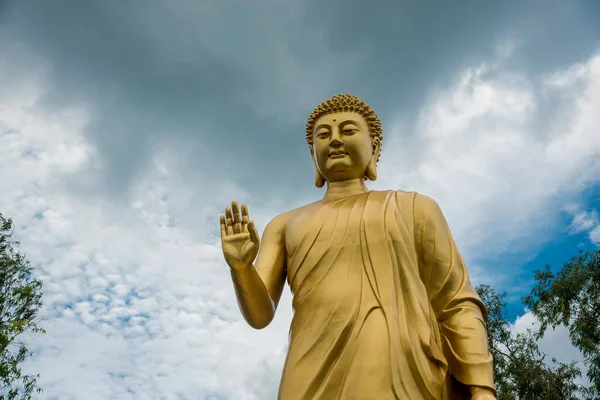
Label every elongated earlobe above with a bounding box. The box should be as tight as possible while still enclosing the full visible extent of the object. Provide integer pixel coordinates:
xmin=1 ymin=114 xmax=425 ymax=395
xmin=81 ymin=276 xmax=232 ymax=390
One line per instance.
xmin=309 ymin=145 xmax=326 ymax=188
xmin=315 ymin=170 xmax=325 ymax=188
xmin=366 ymin=159 xmax=377 ymax=181
xmin=366 ymin=138 xmax=381 ymax=181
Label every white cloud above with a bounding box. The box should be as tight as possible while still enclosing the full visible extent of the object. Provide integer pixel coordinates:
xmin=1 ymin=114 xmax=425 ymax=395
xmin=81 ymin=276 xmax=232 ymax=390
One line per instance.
xmin=570 ymin=210 xmax=599 ymax=233
xmin=512 ymin=312 xmax=590 ymax=388
xmin=376 ymin=46 xmax=600 ymax=285
xmin=0 ymin=53 xmax=294 ymax=399
xmin=590 ymin=225 xmax=600 ymax=244
xmin=568 ymin=209 xmax=600 ymax=246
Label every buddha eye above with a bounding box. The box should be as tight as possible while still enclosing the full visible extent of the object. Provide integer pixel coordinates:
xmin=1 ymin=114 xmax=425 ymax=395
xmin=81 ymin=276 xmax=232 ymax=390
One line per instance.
xmin=316 ymin=130 xmax=330 ymax=138
xmin=342 ymin=125 xmax=358 ymax=135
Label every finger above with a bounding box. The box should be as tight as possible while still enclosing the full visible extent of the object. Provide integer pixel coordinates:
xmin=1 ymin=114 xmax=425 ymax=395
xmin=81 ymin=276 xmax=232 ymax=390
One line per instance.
xmin=219 ymin=215 xmax=227 ymax=238
xmin=248 ymin=221 xmax=260 ymax=244
xmin=241 ymin=204 xmax=249 ymax=232
xmin=225 ymin=207 xmax=234 ymax=235
xmin=232 ymin=201 xmax=242 ymax=233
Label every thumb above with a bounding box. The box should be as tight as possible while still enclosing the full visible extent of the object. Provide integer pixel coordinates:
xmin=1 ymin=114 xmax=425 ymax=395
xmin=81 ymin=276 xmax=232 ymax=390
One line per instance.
xmin=248 ymin=221 xmax=260 ymax=244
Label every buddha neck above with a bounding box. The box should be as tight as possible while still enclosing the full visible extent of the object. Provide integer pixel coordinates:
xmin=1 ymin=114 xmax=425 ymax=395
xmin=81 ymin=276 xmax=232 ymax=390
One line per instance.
xmin=322 ymin=178 xmax=369 ymax=202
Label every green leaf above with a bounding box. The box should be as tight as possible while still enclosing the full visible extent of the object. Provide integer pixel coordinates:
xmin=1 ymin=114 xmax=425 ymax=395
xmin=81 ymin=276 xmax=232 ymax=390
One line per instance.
xmin=0 ymin=213 xmax=45 ymax=399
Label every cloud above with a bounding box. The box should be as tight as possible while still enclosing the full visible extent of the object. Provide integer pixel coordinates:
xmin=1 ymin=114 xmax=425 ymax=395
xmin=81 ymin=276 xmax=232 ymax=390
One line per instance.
xmin=375 ymin=46 xmax=600 ymax=287
xmin=0 ymin=57 xmax=296 ymax=399
xmin=0 ymin=0 xmax=353 ymax=197
xmin=591 ymin=226 xmax=600 ymax=244
xmin=512 ymin=312 xmax=590 ymax=388
xmin=570 ymin=210 xmax=599 ymax=234
xmin=569 ymin=209 xmax=600 ymax=245
xmin=2 ymin=0 xmax=598 ymax=202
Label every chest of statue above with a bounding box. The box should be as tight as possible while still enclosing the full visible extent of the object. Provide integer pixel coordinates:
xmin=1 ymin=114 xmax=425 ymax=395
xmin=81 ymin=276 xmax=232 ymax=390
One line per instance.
xmin=284 ymin=200 xmax=378 ymax=267
xmin=284 ymin=193 xmax=414 ymax=263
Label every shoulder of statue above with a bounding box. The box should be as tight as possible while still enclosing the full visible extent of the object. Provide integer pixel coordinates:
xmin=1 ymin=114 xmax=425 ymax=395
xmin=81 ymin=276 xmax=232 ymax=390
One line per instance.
xmin=272 ymin=210 xmax=291 ymax=224
xmin=390 ymin=190 xmax=435 ymax=206
xmin=282 ymin=200 xmax=318 ymax=219
xmin=270 ymin=200 xmax=318 ymax=230
xmin=412 ymin=192 xmax=438 ymax=206
xmin=264 ymin=210 xmax=290 ymax=233
xmin=406 ymin=192 xmax=445 ymax=223
xmin=393 ymin=189 xmax=421 ymax=195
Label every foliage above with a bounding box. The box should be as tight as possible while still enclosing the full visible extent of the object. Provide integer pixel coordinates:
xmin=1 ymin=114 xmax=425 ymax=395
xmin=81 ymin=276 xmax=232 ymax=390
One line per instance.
xmin=0 ymin=214 xmax=45 ymax=399
xmin=477 ymin=284 xmax=584 ymax=400
xmin=523 ymin=248 xmax=600 ymax=398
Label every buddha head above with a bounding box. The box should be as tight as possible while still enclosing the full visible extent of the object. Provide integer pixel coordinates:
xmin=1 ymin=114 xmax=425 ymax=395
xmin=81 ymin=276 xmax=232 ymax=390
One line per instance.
xmin=306 ymin=94 xmax=383 ymax=188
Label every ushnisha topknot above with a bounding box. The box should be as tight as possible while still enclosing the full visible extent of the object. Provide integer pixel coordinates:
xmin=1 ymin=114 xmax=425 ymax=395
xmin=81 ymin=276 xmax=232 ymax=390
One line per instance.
xmin=306 ymin=93 xmax=383 ymax=161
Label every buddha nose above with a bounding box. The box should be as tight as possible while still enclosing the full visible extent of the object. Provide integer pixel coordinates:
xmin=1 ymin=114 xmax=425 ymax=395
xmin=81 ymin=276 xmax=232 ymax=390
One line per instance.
xmin=330 ymin=136 xmax=344 ymax=148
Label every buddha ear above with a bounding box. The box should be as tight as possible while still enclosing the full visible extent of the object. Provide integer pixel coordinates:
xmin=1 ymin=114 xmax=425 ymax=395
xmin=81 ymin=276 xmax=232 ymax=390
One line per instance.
xmin=366 ymin=137 xmax=381 ymax=181
xmin=314 ymin=170 xmax=326 ymax=188
xmin=310 ymin=145 xmax=326 ymax=188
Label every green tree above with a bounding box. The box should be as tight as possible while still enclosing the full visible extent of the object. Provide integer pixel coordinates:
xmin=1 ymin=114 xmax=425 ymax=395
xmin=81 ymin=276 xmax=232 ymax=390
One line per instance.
xmin=476 ymin=284 xmax=584 ymax=400
xmin=0 ymin=213 xmax=45 ymax=399
xmin=523 ymin=248 xmax=600 ymax=399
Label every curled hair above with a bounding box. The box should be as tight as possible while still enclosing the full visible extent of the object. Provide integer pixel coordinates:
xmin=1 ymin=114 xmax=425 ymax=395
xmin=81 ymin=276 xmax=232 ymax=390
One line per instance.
xmin=305 ymin=93 xmax=383 ymax=161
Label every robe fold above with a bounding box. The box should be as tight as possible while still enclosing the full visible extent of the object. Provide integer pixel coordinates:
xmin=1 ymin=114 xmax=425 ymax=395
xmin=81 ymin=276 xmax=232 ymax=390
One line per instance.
xmin=278 ymin=190 xmax=495 ymax=400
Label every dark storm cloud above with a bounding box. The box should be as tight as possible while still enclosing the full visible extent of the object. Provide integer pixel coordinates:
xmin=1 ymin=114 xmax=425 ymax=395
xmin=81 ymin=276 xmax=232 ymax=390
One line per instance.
xmin=1 ymin=0 xmax=599 ymax=200
xmin=303 ymin=0 xmax=600 ymax=113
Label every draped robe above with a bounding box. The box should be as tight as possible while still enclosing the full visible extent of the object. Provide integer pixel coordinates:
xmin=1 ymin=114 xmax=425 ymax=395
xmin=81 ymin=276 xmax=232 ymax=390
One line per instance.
xmin=278 ymin=190 xmax=494 ymax=400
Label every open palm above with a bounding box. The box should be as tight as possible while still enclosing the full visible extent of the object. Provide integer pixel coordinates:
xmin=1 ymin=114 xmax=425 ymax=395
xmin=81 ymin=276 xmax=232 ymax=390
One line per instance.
xmin=220 ymin=201 xmax=260 ymax=271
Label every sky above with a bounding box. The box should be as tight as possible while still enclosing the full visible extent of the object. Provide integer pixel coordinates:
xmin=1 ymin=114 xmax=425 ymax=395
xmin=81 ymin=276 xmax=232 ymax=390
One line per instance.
xmin=1 ymin=0 xmax=599 ymax=398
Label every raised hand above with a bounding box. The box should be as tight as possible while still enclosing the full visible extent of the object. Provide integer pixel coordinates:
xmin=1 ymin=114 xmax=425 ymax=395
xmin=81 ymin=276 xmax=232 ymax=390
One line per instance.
xmin=220 ymin=201 xmax=260 ymax=271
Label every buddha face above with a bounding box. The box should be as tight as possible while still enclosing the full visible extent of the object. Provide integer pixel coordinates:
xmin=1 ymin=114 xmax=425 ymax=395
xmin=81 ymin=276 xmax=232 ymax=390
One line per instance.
xmin=312 ymin=111 xmax=379 ymax=183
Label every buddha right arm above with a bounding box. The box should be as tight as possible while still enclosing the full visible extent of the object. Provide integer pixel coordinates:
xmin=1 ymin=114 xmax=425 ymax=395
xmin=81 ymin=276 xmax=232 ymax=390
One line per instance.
xmin=228 ymin=214 xmax=287 ymax=329
xmin=414 ymin=194 xmax=496 ymax=396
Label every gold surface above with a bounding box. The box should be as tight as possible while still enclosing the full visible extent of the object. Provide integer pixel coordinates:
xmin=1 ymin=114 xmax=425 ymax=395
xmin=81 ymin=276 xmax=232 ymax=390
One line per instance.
xmin=220 ymin=94 xmax=496 ymax=399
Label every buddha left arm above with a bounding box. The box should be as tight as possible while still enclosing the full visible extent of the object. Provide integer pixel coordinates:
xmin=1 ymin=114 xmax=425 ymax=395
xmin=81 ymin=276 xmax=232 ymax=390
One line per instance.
xmin=414 ymin=194 xmax=496 ymax=398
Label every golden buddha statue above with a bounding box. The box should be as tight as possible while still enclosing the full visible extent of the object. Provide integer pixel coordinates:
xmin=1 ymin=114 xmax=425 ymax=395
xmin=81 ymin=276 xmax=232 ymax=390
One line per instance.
xmin=219 ymin=94 xmax=496 ymax=400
